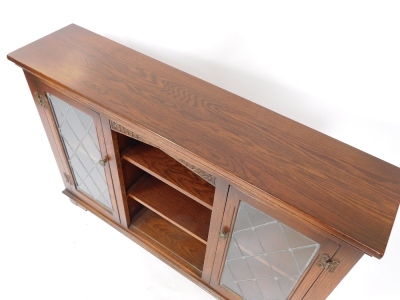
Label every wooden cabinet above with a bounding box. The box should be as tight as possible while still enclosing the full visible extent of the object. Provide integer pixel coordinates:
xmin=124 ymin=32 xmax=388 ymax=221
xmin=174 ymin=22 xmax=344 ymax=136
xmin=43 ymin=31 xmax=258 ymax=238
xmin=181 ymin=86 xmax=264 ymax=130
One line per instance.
xmin=25 ymin=76 xmax=121 ymax=222
xmin=7 ymin=24 xmax=399 ymax=299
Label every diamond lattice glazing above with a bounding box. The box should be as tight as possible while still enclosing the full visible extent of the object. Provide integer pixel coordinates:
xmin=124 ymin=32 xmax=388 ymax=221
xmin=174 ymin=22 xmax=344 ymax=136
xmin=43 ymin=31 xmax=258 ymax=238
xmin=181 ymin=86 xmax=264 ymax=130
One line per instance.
xmin=220 ymin=202 xmax=319 ymax=300
xmin=48 ymin=93 xmax=112 ymax=210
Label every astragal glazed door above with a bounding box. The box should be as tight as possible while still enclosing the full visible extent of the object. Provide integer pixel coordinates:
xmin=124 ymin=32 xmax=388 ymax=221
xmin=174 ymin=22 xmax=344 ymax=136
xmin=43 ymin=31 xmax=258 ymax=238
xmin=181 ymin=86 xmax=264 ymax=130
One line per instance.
xmin=210 ymin=187 xmax=339 ymax=300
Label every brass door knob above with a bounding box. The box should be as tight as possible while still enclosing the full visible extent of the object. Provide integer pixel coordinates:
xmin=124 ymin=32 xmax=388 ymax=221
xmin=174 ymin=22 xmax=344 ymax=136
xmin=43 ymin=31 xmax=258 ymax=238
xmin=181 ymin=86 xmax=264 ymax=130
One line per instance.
xmin=99 ymin=158 xmax=107 ymax=166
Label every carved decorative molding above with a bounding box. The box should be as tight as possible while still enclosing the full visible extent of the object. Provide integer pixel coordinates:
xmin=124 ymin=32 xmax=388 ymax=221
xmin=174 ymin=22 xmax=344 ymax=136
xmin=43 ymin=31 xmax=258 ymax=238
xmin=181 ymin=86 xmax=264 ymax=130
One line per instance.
xmin=110 ymin=121 xmax=155 ymax=147
xmin=110 ymin=120 xmax=139 ymax=138
xmin=175 ymin=158 xmax=216 ymax=186
xmin=63 ymin=172 xmax=73 ymax=185
xmin=110 ymin=121 xmax=216 ymax=186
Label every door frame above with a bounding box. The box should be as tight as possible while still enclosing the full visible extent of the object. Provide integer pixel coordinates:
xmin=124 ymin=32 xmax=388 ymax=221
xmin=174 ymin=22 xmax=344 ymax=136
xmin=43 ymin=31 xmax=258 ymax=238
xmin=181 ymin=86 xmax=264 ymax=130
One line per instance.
xmin=209 ymin=186 xmax=340 ymax=299
xmin=27 ymin=72 xmax=120 ymax=222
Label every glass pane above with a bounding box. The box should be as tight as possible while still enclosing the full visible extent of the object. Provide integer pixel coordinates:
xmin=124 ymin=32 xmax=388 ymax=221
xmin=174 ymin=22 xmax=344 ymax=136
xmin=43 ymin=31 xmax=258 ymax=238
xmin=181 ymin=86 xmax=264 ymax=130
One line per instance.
xmin=220 ymin=202 xmax=319 ymax=300
xmin=48 ymin=93 xmax=113 ymax=211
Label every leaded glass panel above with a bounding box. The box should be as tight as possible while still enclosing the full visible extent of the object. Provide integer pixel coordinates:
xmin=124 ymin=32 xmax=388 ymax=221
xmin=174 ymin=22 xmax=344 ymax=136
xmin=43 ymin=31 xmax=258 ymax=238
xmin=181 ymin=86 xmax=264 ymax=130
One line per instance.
xmin=48 ymin=93 xmax=113 ymax=210
xmin=220 ymin=202 xmax=319 ymax=300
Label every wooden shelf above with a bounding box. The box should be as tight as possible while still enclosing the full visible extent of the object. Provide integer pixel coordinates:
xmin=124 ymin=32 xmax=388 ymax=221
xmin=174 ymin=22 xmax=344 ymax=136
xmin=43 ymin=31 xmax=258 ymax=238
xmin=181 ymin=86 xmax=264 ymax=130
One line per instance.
xmin=122 ymin=143 xmax=214 ymax=209
xmin=128 ymin=174 xmax=211 ymax=244
xmin=130 ymin=208 xmax=206 ymax=272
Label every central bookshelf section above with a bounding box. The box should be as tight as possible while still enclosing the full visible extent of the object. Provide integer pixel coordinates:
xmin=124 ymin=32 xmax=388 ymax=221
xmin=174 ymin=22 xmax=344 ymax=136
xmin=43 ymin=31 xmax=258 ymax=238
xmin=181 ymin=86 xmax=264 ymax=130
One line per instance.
xmin=113 ymin=130 xmax=215 ymax=275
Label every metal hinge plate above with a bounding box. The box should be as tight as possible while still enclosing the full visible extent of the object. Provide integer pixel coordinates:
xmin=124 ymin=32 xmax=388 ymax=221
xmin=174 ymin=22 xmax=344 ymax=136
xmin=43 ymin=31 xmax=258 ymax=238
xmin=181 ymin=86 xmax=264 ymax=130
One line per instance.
xmin=35 ymin=91 xmax=48 ymax=109
xmin=316 ymin=253 xmax=340 ymax=274
xmin=63 ymin=172 xmax=73 ymax=185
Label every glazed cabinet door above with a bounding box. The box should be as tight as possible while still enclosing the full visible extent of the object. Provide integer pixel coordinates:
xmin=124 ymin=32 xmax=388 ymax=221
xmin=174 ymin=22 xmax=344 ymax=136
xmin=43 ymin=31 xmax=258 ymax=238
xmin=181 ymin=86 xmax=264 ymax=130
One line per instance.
xmin=25 ymin=72 xmax=120 ymax=222
xmin=210 ymin=187 xmax=340 ymax=300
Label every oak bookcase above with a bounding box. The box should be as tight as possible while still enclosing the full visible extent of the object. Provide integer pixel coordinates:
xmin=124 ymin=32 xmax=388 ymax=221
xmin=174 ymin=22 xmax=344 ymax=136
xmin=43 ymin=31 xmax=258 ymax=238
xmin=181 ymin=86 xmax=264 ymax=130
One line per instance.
xmin=8 ymin=24 xmax=400 ymax=299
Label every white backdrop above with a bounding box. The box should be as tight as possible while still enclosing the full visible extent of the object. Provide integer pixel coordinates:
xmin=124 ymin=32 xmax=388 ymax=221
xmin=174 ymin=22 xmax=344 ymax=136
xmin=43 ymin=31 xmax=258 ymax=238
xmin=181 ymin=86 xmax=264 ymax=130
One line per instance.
xmin=1 ymin=1 xmax=399 ymax=299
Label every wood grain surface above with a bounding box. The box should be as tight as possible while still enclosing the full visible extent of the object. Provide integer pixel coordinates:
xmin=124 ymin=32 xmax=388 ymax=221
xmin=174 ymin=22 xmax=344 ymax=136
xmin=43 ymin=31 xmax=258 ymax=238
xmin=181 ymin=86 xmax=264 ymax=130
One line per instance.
xmin=8 ymin=24 xmax=400 ymax=257
xmin=123 ymin=142 xmax=215 ymax=209
xmin=128 ymin=174 xmax=211 ymax=244
xmin=130 ymin=207 xmax=206 ymax=272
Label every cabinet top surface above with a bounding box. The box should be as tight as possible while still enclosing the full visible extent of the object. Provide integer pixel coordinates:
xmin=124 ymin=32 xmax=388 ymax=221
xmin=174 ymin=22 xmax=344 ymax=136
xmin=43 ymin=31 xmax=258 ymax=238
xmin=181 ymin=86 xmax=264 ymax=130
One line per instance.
xmin=8 ymin=24 xmax=399 ymax=258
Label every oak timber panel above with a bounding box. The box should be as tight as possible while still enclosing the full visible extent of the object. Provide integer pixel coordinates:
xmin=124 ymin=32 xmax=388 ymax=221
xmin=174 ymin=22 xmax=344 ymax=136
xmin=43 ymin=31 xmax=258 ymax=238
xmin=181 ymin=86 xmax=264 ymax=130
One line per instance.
xmin=127 ymin=174 xmax=211 ymax=244
xmin=7 ymin=24 xmax=400 ymax=257
xmin=122 ymin=143 xmax=214 ymax=209
xmin=131 ymin=208 xmax=206 ymax=273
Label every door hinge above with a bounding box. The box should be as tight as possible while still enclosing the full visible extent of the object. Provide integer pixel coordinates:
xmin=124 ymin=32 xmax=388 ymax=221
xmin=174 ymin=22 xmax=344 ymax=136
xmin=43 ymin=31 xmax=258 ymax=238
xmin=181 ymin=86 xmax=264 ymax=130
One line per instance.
xmin=63 ymin=172 xmax=73 ymax=185
xmin=34 ymin=91 xmax=48 ymax=109
xmin=316 ymin=254 xmax=340 ymax=274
